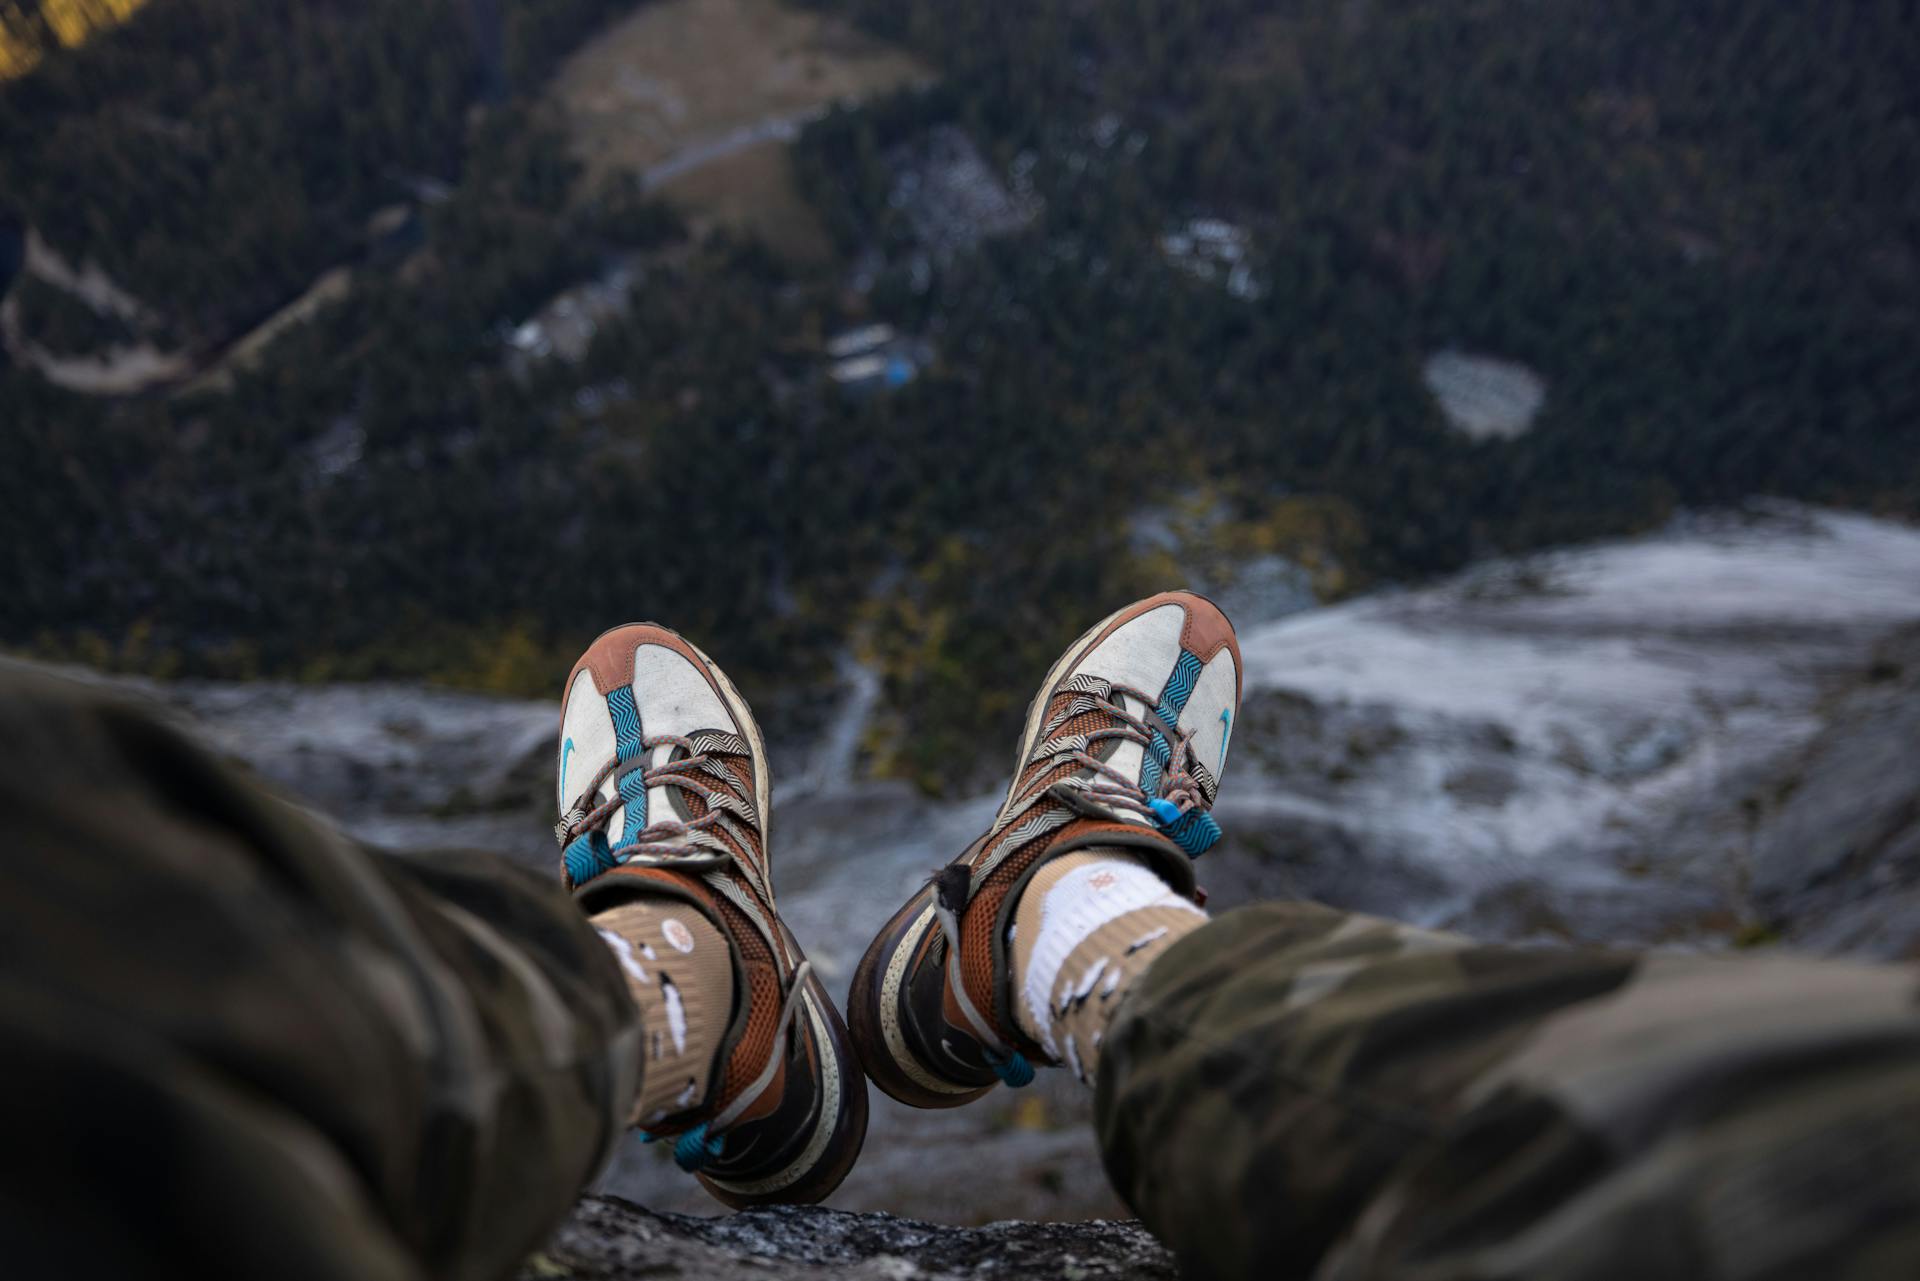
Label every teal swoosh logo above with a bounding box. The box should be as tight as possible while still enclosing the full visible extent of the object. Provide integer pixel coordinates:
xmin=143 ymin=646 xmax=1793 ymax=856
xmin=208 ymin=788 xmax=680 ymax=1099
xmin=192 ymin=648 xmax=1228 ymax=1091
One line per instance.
xmin=1219 ymin=709 xmax=1232 ymax=768
xmin=560 ymin=737 xmax=575 ymax=799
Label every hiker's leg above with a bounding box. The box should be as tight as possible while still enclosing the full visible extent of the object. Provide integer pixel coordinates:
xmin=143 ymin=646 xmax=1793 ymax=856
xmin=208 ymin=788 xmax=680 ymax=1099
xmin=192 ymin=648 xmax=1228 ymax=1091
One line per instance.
xmin=0 ymin=665 xmax=639 ymax=1281
xmin=1097 ymin=900 xmax=1920 ymax=1281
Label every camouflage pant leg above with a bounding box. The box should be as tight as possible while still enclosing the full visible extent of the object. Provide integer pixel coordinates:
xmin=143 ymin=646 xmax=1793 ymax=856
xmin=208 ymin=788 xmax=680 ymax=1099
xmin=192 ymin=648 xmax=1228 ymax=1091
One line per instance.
xmin=0 ymin=665 xmax=640 ymax=1281
xmin=1097 ymin=901 xmax=1920 ymax=1281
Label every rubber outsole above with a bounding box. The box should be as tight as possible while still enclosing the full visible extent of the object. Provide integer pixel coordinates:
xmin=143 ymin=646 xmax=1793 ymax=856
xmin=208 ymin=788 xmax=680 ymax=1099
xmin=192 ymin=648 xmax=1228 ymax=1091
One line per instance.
xmin=846 ymin=889 xmax=994 ymax=1110
xmin=702 ymin=968 xmax=870 ymax=1208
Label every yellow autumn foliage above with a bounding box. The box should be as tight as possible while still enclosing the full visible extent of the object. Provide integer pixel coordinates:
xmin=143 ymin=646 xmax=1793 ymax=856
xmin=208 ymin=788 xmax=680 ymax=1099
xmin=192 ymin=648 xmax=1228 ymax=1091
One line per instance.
xmin=0 ymin=0 xmax=147 ymax=80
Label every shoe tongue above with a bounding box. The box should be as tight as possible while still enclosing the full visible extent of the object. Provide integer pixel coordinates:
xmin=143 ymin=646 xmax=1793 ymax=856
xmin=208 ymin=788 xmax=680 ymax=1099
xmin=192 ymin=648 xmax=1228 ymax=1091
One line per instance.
xmin=1096 ymin=691 xmax=1152 ymax=827
xmin=603 ymin=743 xmax=687 ymax=850
xmin=649 ymin=740 xmax=686 ymax=841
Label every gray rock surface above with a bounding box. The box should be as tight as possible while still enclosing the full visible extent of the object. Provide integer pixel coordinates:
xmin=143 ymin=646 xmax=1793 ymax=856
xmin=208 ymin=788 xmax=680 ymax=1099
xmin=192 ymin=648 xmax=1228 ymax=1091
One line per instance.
xmin=1751 ymin=623 xmax=1920 ymax=956
xmin=1205 ymin=505 xmax=1920 ymax=957
xmin=521 ymin=1197 xmax=1173 ymax=1280
xmin=103 ymin=501 xmax=1920 ymax=1276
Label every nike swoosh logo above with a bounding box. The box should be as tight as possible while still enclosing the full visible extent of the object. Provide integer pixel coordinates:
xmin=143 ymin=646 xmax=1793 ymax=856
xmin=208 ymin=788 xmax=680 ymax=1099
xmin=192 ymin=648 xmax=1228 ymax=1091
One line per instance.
xmin=560 ymin=737 xmax=575 ymax=800
xmin=1219 ymin=709 xmax=1232 ymax=769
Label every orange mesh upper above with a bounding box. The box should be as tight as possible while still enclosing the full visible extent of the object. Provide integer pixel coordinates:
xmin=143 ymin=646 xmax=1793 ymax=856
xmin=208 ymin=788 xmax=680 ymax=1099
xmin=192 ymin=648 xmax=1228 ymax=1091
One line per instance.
xmin=1058 ymin=706 xmax=1113 ymax=743
xmin=953 ymin=690 xmax=1138 ymax=1044
xmin=660 ymin=746 xmax=785 ymax=1124
xmin=710 ymin=893 xmax=783 ymax=1113
xmin=717 ymin=757 xmax=762 ymax=857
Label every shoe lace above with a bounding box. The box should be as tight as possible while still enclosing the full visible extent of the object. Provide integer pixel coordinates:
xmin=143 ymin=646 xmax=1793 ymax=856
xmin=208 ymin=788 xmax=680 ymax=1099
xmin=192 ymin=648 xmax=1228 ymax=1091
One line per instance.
xmin=1068 ymin=681 xmax=1222 ymax=856
xmin=555 ymin=732 xmax=747 ymax=888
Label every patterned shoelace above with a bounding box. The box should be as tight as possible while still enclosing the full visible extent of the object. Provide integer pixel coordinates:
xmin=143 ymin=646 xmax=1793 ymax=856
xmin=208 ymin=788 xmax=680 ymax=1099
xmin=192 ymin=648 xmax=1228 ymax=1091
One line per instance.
xmin=970 ymin=675 xmax=1224 ymax=888
xmin=1068 ymin=681 xmax=1222 ymax=855
xmin=556 ymin=733 xmax=807 ymax=1173
xmin=557 ymin=732 xmax=746 ymax=883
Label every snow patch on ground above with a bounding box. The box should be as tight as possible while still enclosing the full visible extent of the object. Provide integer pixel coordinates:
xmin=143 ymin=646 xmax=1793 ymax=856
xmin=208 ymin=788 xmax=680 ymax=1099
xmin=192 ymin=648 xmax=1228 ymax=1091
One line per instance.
xmin=1422 ymin=350 xmax=1547 ymax=438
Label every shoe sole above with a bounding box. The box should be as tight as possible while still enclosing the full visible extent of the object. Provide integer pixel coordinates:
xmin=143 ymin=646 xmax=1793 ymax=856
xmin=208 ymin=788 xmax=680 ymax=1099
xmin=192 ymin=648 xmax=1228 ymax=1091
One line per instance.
xmin=846 ymin=891 xmax=994 ymax=1109
xmin=704 ymin=955 xmax=870 ymax=1207
xmin=567 ymin=623 xmax=868 ymax=1204
xmin=848 ymin=592 xmax=1230 ymax=1109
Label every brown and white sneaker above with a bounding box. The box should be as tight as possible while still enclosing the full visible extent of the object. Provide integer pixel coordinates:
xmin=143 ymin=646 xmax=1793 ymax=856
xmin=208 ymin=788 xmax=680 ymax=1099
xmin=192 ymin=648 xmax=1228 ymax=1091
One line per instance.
xmin=847 ymin=591 xmax=1240 ymax=1107
xmin=557 ymin=624 xmax=867 ymax=1206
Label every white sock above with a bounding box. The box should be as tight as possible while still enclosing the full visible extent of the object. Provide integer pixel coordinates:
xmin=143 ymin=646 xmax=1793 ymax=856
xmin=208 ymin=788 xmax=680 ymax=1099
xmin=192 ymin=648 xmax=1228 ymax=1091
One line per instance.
xmin=1008 ymin=850 xmax=1206 ymax=1082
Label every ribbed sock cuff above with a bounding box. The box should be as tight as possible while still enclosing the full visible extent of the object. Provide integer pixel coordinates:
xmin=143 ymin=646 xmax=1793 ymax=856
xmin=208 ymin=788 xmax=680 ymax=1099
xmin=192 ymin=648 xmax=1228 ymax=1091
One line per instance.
xmin=592 ymin=899 xmax=735 ymax=1127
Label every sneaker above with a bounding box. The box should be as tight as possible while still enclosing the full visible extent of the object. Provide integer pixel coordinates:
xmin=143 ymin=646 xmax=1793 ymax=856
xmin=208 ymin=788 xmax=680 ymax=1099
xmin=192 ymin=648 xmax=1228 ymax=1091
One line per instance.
xmin=847 ymin=591 xmax=1239 ymax=1106
xmin=556 ymin=623 xmax=867 ymax=1206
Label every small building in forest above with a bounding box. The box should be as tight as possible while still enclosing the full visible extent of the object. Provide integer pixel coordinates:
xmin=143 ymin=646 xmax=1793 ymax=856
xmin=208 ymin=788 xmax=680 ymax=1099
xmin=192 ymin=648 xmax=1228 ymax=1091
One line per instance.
xmin=824 ymin=323 xmax=927 ymax=394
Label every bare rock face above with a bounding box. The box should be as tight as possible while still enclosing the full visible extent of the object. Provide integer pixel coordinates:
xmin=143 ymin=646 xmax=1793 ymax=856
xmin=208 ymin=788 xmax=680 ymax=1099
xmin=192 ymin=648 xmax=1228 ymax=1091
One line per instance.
xmin=1204 ymin=505 xmax=1920 ymax=957
xmin=161 ymin=680 xmax=559 ymax=856
xmin=521 ymin=1196 xmax=1174 ymax=1281
xmin=1749 ymin=622 xmax=1920 ymax=957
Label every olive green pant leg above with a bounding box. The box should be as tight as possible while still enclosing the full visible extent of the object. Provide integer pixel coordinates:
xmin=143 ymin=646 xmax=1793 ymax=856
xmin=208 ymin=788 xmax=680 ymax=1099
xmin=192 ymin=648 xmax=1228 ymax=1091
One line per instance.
xmin=0 ymin=665 xmax=640 ymax=1281
xmin=1097 ymin=901 xmax=1920 ymax=1281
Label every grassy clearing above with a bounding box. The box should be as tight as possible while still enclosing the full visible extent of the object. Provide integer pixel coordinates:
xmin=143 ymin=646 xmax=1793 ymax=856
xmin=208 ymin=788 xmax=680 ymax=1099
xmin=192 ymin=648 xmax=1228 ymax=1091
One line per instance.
xmin=548 ymin=0 xmax=929 ymax=257
xmin=659 ymin=139 xmax=835 ymax=262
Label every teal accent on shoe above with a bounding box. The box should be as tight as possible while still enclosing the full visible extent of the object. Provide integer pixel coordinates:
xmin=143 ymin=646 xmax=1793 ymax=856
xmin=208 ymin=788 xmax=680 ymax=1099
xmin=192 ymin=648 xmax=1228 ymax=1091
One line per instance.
xmin=560 ymin=736 xmax=576 ymax=799
xmin=1219 ymin=708 xmax=1231 ymax=769
xmin=1160 ymin=808 xmax=1222 ymax=858
xmin=1147 ymin=796 xmax=1219 ymax=856
xmin=1140 ymin=650 xmax=1205 ymax=794
xmin=606 ymin=686 xmax=649 ymax=847
xmin=672 ymin=1122 xmax=726 ymax=1172
xmin=564 ymin=830 xmax=616 ymax=885
xmin=986 ymin=1048 xmax=1035 ymax=1088
xmin=607 ymin=686 xmax=644 ymax=757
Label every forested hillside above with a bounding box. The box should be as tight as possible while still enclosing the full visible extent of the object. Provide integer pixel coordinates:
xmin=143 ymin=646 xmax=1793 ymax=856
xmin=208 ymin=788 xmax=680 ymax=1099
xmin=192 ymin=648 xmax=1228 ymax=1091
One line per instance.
xmin=2 ymin=0 xmax=1915 ymax=786
xmin=0 ymin=0 xmax=630 ymax=337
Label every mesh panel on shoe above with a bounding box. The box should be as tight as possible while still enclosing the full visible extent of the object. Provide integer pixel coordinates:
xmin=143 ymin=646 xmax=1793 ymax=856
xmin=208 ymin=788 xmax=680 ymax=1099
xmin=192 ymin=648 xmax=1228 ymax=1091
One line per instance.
xmin=1058 ymin=706 xmax=1112 ymax=742
xmin=955 ymin=689 xmax=1151 ymax=1041
xmin=961 ymin=877 xmax=1016 ymax=1016
xmin=675 ymin=748 xmax=783 ymax=1113
xmin=959 ymin=830 xmax=1071 ymax=1026
xmin=1012 ymin=699 xmax=1113 ymax=799
xmin=683 ymin=758 xmax=760 ymax=866
xmin=711 ymin=893 xmax=783 ymax=1107
xmin=1016 ymin=758 xmax=1082 ymax=805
